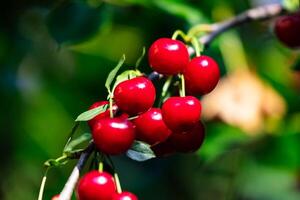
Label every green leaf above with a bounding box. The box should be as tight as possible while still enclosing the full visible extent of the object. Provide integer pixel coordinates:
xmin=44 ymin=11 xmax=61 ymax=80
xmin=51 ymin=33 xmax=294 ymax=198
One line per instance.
xmin=161 ymin=76 xmax=173 ymax=98
xmin=126 ymin=141 xmax=156 ymax=161
xmin=64 ymin=133 xmax=92 ymax=152
xmin=135 ymin=47 xmax=146 ymax=68
xmin=75 ymin=104 xmax=107 ymax=121
xmin=63 ymin=122 xmax=80 ymax=151
xmin=105 ymin=54 xmax=126 ymax=94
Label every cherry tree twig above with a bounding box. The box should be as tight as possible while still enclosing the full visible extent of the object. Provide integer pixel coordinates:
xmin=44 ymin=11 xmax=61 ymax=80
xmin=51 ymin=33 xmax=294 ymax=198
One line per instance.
xmin=57 ymin=3 xmax=286 ymax=200
xmin=199 ymin=3 xmax=285 ymax=48
xmin=58 ymin=143 xmax=94 ymax=200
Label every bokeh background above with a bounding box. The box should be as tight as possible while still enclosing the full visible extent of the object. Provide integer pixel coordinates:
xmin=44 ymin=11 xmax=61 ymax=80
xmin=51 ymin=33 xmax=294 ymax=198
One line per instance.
xmin=1 ymin=0 xmax=300 ymax=199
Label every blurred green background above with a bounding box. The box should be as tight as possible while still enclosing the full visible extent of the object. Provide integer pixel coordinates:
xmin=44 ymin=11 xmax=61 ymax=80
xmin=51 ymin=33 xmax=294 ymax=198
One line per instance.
xmin=1 ymin=0 xmax=300 ymax=199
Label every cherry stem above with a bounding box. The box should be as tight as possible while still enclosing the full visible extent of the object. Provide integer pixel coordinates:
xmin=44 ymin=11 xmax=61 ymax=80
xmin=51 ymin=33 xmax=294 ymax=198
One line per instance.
xmin=128 ymin=116 xmax=138 ymax=121
xmin=187 ymin=24 xmax=215 ymax=38
xmin=180 ymin=74 xmax=186 ymax=97
xmin=104 ymin=155 xmax=122 ymax=193
xmin=56 ymin=154 xmax=68 ymax=163
xmin=38 ymin=168 xmax=49 ymax=200
xmin=191 ymin=37 xmax=201 ymax=57
xmin=98 ymin=161 xmax=103 ymax=172
xmin=171 ymin=30 xmax=190 ymax=42
xmin=109 ymin=95 xmax=114 ymax=118
xmin=114 ymin=173 xmax=122 ymax=194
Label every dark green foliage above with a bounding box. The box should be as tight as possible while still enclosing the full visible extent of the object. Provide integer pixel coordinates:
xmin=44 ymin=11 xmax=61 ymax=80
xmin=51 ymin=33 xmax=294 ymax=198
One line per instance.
xmin=1 ymin=0 xmax=300 ymax=199
xmin=46 ymin=0 xmax=105 ymax=44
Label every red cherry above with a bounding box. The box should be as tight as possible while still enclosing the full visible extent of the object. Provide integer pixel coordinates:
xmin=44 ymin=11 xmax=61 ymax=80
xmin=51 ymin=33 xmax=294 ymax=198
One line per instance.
xmin=76 ymin=171 xmax=116 ymax=200
xmin=148 ymin=38 xmax=190 ymax=75
xmin=170 ymin=122 xmax=205 ymax=153
xmin=88 ymin=101 xmax=118 ymax=128
xmin=151 ymin=138 xmax=176 ymax=157
xmin=113 ymin=77 xmax=156 ymax=115
xmin=184 ymin=55 xmax=220 ymax=95
xmin=112 ymin=191 xmax=138 ymax=200
xmin=51 ymin=194 xmax=60 ymax=200
xmin=274 ymin=12 xmax=300 ymax=48
xmin=134 ymin=108 xmax=172 ymax=145
xmin=162 ymin=96 xmax=201 ymax=132
xmin=92 ymin=118 xmax=135 ymax=155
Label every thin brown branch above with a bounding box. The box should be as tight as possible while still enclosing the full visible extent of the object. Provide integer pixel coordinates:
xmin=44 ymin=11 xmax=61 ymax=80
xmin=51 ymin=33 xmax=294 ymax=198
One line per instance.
xmin=199 ymin=3 xmax=285 ymax=48
xmin=58 ymin=142 xmax=94 ymax=200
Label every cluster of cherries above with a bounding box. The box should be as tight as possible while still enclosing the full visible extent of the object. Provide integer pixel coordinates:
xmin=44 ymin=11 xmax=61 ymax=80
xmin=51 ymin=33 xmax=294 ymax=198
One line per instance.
xmin=65 ymin=37 xmax=220 ymax=200
xmin=89 ymin=38 xmax=220 ymax=158
xmin=274 ymin=11 xmax=300 ymax=48
xmin=50 ymin=8 xmax=300 ymax=200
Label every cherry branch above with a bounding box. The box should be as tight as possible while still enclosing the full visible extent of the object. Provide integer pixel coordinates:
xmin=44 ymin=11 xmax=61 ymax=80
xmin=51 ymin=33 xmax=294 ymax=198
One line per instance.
xmin=58 ymin=143 xmax=94 ymax=200
xmin=199 ymin=3 xmax=285 ymax=48
xmin=57 ymin=3 xmax=286 ymax=200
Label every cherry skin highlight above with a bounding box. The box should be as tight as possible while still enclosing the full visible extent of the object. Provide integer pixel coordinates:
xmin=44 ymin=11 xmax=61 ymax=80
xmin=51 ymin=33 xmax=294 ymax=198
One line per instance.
xmin=162 ymin=96 xmax=201 ymax=132
xmin=134 ymin=108 xmax=172 ymax=145
xmin=76 ymin=171 xmax=116 ymax=200
xmin=148 ymin=38 xmax=190 ymax=75
xmin=92 ymin=118 xmax=135 ymax=155
xmin=88 ymin=101 xmax=118 ymax=129
xmin=112 ymin=191 xmax=138 ymax=200
xmin=113 ymin=77 xmax=156 ymax=115
xmin=184 ymin=55 xmax=220 ymax=95
xmin=170 ymin=122 xmax=205 ymax=153
xmin=274 ymin=12 xmax=300 ymax=48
